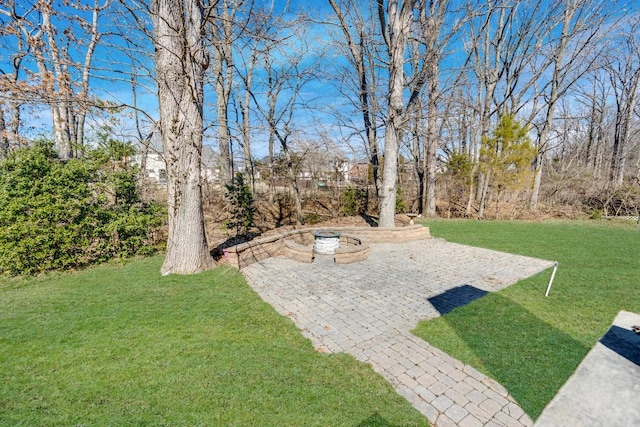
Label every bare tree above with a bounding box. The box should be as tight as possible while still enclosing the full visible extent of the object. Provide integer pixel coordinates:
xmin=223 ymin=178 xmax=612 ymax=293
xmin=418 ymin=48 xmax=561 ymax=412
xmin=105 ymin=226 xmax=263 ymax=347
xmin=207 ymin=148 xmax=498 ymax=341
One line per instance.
xmin=233 ymin=4 xmax=275 ymax=192
xmin=327 ymin=0 xmax=383 ymax=198
xmin=413 ymin=0 xmax=467 ymax=216
xmin=151 ymin=0 xmax=215 ymax=274
xmin=377 ymin=0 xmax=419 ymax=227
xmin=462 ymin=0 xmax=555 ymax=217
xmin=0 ymin=0 xmax=29 ymax=154
xmin=0 ymin=0 xmax=110 ymax=159
xmin=240 ymin=11 xmax=318 ymax=225
xmin=575 ymin=69 xmax=610 ymax=176
xmin=0 ymin=0 xmax=110 ymax=158
xmin=208 ymin=0 xmax=248 ymax=184
xmin=529 ymin=0 xmax=610 ymax=210
xmin=606 ymin=16 xmax=640 ymax=186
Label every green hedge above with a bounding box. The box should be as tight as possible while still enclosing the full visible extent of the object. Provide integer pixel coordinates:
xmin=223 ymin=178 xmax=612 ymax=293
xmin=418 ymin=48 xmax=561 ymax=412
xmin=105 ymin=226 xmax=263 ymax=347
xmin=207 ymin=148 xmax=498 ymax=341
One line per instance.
xmin=0 ymin=141 xmax=165 ymax=275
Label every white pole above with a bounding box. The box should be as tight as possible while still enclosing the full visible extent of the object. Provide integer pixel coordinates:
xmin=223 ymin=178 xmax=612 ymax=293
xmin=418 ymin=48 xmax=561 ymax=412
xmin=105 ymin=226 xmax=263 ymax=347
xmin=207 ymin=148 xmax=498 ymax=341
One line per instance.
xmin=545 ymin=262 xmax=559 ymax=297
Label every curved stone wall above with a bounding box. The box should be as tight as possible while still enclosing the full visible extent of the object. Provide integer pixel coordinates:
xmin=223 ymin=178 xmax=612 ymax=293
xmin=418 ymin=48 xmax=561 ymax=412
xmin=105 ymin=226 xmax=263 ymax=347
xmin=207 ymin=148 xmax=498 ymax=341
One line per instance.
xmin=221 ymin=225 xmax=430 ymax=269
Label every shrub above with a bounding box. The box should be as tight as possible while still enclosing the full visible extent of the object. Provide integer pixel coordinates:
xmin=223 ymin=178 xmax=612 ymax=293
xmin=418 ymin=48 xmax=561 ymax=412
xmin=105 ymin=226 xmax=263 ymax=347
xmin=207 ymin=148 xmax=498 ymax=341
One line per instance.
xmin=395 ymin=186 xmax=408 ymax=214
xmin=588 ymin=208 xmax=603 ymax=220
xmin=224 ymin=172 xmax=256 ymax=236
xmin=340 ymin=187 xmax=368 ymax=216
xmin=303 ymin=212 xmax=321 ymax=225
xmin=0 ymin=140 xmax=165 ymax=276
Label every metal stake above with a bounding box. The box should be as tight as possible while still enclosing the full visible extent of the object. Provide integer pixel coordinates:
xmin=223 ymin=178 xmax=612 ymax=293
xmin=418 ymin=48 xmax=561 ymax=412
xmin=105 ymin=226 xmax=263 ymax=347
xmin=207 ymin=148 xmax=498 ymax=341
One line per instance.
xmin=545 ymin=262 xmax=559 ymax=297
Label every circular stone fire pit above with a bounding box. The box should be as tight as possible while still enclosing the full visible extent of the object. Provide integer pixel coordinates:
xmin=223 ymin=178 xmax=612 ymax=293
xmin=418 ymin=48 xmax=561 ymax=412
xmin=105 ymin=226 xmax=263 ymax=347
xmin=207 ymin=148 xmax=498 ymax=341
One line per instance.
xmin=313 ymin=230 xmax=341 ymax=254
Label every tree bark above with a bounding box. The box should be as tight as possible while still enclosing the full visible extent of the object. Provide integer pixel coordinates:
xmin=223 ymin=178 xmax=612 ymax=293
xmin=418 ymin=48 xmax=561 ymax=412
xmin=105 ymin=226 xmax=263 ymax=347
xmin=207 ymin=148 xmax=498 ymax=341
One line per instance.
xmin=41 ymin=4 xmax=73 ymax=159
xmin=610 ymin=64 xmax=640 ymax=185
xmin=420 ymin=0 xmax=451 ymax=218
xmin=424 ymin=57 xmax=439 ymax=217
xmin=378 ymin=0 xmax=417 ymax=228
xmin=152 ymin=0 xmax=215 ymax=275
xmin=240 ymin=41 xmax=257 ymax=191
xmin=210 ymin=0 xmax=241 ymax=185
xmin=0 ymin=112 xmax=8 ymax=158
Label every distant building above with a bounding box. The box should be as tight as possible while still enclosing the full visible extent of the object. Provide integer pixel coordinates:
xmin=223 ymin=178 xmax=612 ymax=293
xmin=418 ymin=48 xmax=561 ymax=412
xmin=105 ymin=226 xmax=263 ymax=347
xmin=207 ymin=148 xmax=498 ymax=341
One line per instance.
xmin=349 ymin=162 xmax=369 ymax=184
xmin=134 ymin=145 xmax=221 ymax=185
xmin=334 ymin=157 xmax=350 ymax=182
xmin=134 ymin=151 xmax=166 ymax=184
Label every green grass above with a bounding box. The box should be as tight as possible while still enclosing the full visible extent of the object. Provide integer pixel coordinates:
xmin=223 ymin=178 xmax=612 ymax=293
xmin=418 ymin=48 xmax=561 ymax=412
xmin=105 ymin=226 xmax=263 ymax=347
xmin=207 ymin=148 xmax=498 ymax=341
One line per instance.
xmin=413 ymin=219 xmax=640 ymax=419
xmin=0 ymin=257 xmax=428 ymax=427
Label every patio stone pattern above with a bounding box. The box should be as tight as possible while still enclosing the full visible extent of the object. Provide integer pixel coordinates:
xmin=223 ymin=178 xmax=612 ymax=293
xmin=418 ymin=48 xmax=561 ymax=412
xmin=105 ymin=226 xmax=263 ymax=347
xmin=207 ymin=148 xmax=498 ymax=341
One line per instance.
xmin=242 ymin=237 xmax=555 ymax=426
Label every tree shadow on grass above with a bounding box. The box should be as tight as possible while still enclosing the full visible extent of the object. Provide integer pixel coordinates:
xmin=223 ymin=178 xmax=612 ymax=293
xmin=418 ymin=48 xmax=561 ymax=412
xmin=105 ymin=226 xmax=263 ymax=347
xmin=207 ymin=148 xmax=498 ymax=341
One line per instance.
xmin=417 ymin=288 xmax=589 ymax=419
xmin=428 ymin=285 xmax=488 ymax=315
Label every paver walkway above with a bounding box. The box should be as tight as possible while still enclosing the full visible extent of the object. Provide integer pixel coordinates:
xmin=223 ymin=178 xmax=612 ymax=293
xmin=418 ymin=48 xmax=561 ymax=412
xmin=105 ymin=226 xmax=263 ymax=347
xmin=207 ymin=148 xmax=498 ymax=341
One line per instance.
xmin=242 ymin=238 xmax=555 ymax=426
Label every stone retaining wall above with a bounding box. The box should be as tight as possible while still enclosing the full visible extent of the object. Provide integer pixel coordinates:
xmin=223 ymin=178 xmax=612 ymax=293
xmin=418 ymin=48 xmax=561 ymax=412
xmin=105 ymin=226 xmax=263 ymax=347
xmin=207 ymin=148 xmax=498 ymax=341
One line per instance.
xmin=334 ymin=235 xmax=370 ymax=264
xmin=221 ymin=225 xmax=430 ymax=269
xmin=283 ymin=239 xmax=314 ymax=263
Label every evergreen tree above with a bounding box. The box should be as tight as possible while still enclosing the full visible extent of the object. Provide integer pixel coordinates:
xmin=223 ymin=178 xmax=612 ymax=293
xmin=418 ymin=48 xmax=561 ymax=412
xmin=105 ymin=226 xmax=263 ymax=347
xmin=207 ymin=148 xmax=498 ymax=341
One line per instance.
xmin=225 ymin=172 xmax=256 ymax=236
xmin=480 ymin=114 xmax=537 ymax=218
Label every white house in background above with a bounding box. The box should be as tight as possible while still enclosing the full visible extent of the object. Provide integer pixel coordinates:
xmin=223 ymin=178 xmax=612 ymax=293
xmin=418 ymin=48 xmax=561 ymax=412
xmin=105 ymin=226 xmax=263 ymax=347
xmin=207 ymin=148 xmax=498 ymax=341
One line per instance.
xmin=135 ymin=151 xmax=167 ymax=184
xmin=135 ymin=144 xmax=360 ymax=186
xmin=335 ymin=157 xmax=351 ymax=182
xmin=201 ymin=146 xmax=219 ymax=182
xmin=134 ymin=145 xmax=220 ymax=185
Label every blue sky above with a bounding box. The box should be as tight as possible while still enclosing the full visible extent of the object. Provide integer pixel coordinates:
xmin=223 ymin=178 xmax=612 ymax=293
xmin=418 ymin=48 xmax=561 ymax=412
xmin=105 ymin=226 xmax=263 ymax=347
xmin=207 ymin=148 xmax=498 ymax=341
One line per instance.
xmin=1 ymin=0 xmax=638 ymax=160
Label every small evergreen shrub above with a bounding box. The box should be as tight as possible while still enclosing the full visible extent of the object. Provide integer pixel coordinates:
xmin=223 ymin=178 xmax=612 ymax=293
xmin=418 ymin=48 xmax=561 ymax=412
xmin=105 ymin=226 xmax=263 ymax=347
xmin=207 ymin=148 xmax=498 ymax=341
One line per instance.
xmin=224 ymin=172 xmax=256 ymax=236
xmin=303 ymin=212 xmax=321 ymax=225
xmin=0 ymin=140 xmax=165 ymax=276
xmin=395 ymin=186 xmax=408 ymax=214
xmin=340 ymin=187 xmax=367 ymax=216
xmin=588 ymin=208 xmax=603 ymax=220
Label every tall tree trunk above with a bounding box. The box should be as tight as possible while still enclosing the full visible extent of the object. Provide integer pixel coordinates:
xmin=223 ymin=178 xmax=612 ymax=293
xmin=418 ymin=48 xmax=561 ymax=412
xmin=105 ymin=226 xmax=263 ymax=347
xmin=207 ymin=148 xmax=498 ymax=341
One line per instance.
xmin=378 ymin=0 xmax=417 ymax=228
xmin=0 ymin=112 xmax=8 ymax=158
xmin=465 ymin=108 xmax=480 ymax=216
xmin=583 ymin=77 xmax=600 ymax=169
xmin=411 ymin=113 xmax=425 ymax=214
xmin=611 ymin=75 xmax=639 ymax=185
xmin=284 ymin=149 xmax=304 ymax=225
xmin=593 ymin=106 xmax=606 ymax=177
xmin=268 ymin=131 xmax=275 ymax=203
xmin=240 ymin=46 xmax=256 ymax=191
xmin=478 ymin=170 xmax=490 ymax=219
xmin=424 ymin=59 xmax=439 ymax=217
xmin=75 ymin=0 xmax=104 ymax=157
xmin=241 ymin=94 xmax=253 ymax=190
xmin=267 ymin=73 xmax=277 ymax=204
xmin=530 ymin=151 xmax=544 ymax=209
xmin=40 ymin=4 xmax=73 ymax=159
xmin=8 ymin=101 xmax=21 ymax=148
xmin=465 ymin=164 xmax=478 ymax=216
xmin=419 ymin=0 xmax=450 ymax=218
xmin=214 ymin=56 xmax=232 ymax=184
xmin=152 ymin=0 xmax=215 ymax=275
xmin=379 ymin=113 xmax=401 ymax=227
xmin=211 ymin=3 xmax=235 ymax=184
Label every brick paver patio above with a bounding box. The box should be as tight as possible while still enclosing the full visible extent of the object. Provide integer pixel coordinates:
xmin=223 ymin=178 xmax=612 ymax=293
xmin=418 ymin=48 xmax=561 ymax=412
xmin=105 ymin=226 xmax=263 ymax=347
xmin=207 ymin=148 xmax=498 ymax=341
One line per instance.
xmin=242 ymin=237 xmax=554 ymax=426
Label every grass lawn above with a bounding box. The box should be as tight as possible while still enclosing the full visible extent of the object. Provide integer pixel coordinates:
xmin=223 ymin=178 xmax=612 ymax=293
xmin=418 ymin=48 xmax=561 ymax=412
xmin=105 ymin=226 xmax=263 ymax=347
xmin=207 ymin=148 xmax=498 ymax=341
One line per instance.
xmin=414 ymin=219 xmax=640 ymax=420
xmin=0 ymin=256 xmax=428 ymax=427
